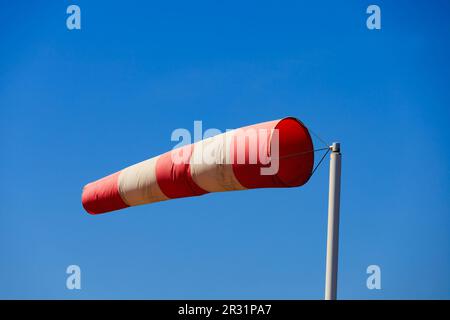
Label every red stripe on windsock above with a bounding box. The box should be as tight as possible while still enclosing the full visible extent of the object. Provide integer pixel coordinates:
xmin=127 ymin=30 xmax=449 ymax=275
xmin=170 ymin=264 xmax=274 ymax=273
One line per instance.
xmin=156 ymin=144 xmax=209 ymax=199
xmin=231 ymin=117 xmax=314 ymax=189
xmin=81 ymin=171 xmax=129 ymax=214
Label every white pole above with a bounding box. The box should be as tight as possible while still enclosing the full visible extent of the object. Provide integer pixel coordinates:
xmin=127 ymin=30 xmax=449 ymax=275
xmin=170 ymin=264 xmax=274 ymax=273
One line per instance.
xmin=325 ymin=142 xmax=342 ymax=300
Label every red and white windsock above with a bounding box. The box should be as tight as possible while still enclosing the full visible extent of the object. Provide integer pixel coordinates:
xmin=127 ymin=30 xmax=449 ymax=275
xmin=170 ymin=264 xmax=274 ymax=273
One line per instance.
xmin=82 ymin=117 xmax=314 ymax=214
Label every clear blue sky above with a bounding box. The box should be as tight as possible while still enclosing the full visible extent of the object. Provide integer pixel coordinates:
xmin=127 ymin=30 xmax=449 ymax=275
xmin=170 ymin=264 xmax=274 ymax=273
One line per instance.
xmin=1 ymin=1 xmax=449 ymax=299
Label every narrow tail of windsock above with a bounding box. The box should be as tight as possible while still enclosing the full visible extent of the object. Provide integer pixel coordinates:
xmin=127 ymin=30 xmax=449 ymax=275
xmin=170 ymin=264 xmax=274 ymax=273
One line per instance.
xmin=81 ymin=117 xmax=314 ymax=214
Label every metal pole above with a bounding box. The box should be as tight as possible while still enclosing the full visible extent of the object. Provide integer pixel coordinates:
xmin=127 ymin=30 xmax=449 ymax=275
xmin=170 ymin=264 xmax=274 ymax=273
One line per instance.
xmin=325 ymin=142 xmax=342 ymax=300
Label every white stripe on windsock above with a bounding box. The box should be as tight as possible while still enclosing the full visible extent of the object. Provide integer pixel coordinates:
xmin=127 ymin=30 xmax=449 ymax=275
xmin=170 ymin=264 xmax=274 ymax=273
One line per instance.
xmin=118 ymin=156 xmax=169 ymax=206
xmin=190 ymin=130 xmax=246 ymax=193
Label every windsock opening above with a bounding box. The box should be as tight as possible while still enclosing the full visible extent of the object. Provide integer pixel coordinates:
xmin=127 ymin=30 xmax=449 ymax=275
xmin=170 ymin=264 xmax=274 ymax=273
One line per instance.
xmin=231 ymin=117 xmax=314 ymax=189
xmin=274 ymin=117 xmax=314 ymax=186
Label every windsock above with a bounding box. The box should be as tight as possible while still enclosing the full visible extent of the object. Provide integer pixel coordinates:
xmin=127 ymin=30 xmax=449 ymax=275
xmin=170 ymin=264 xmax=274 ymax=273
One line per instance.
xmin=82 ymin=117 xmax=314 ymax=214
